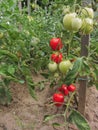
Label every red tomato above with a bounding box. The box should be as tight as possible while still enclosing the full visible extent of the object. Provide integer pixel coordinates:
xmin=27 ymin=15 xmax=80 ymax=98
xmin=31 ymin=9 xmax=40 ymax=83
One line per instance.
xmin=53 ymin=93 xmax=64 ymax=107
xmin=51 ymin=53 xmax=63 ymax=64
xmin=67 ymin=84 xmax=76 ymax=92
xmin=50 ymin=38 xmax=63 ymax=51
xmin=58 ymin=84 xmax=69 ymax=96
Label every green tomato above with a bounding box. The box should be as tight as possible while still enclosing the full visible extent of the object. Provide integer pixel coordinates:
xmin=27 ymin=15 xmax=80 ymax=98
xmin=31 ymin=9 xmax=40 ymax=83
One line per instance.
xmin=59 ymin=60 xmax=72 ymax=74
xmin=72 ymin=17 xmax=82 ymax=32
xmin=81 ymin=7 xmax=94 ymax=19
xmin=63 ymin=13 xmax=77 ymax=31
xmin=48 ymin=62 xmax=57 ymax=72
xmin=54 ymin=72 xmax=59 ymax=78
xmin=81 ymin=18 xmax=93 ymax=34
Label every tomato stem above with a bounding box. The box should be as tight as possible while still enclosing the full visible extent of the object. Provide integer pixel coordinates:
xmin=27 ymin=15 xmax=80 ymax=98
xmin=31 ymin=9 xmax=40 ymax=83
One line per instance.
xmin=63 ymin=91 xmax=76 ymax=121
xmin=67 ymin=33 xmax=74 ymax=57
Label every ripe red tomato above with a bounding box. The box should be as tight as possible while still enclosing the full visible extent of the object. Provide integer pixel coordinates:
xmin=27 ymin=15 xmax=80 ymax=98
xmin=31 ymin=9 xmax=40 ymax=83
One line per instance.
xmin=53 ymin=93 xmax=64 ymax=107
xmin=59 ymin=84 xmax=69 ymax=96
xmin=67 ymin=84 xmax=76 ymax=92
xmin=51 ymin=53 xmax=63 ymax=64
xmin=50 ymin=38 xmax=63 ymax=51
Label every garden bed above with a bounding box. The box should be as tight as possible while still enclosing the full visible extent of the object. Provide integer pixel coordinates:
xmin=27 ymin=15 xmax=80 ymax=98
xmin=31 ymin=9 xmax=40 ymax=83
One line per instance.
xmin=0 ymin=75 xmax=98 ymax=130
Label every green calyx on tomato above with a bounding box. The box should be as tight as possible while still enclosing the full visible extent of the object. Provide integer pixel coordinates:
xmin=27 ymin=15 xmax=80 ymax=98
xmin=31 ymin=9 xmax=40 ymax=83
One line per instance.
xmin=59 ymin=60 xmax=72 ymax=74
xmin=48 ymin=62 xmax=57 ymax=73
xmin=81 ymin=18 xmax=93 ymax=34
xmin=53 ymin=93 xmax=64 ymax=107
xmin=63 ymin=13 xmax=77 ymax=31
xmin=81 ymin=7 xmax=94 ymax=19
xmin=50 ymin=38 xmax=63 ymax=51
xmin=51 ymin=52 xmax=63 ymax=64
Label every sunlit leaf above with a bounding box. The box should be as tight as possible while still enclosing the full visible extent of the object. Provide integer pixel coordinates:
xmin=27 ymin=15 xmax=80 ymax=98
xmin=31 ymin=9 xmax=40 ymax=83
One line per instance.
xmin=68 ymin=109 xmax=91 ymax=130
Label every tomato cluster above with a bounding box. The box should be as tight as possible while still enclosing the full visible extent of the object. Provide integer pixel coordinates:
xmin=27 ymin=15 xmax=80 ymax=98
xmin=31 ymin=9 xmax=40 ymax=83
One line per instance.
xmin=53 ymin=84 xmax=76 ymax=107
xmin=48 ymin=38 xmax=72 ymax=74
xmin=48 ymin=38 xmax=76 ymax=107
xmin=63 ymin=7 xmax=94 ymax=34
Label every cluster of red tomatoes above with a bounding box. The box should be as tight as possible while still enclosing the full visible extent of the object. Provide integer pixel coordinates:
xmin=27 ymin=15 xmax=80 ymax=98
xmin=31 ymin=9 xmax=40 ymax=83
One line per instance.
xmin=53 ymin=84 xmax=76 ymax=107
xmin=48 ymin=37 xmax=72 ymax=74
xmin=50 ymin=37 xmax=63 ymax=64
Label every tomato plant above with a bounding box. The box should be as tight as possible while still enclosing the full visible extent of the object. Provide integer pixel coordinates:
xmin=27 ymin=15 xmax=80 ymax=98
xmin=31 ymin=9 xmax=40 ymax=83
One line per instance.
xmin=0 ymin=0 xmax=98 ymax=129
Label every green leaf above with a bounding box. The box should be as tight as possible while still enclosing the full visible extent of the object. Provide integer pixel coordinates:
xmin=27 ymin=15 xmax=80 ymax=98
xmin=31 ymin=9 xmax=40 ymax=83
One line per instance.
xmin=0 ymin=85 xmax=12 ymax=105
xmin=8 ymin=65 xmax=15 ymax=75
xmin=26 ymin=78 xmax=37 ymax=100
xmin=18 ymin=80 xmax=25 ymax=84
xmin=40 ymin=72 xmax=50 ymax=79
xmin=43 ymin=115 xmax=55 ymax=122
xmin=68 ymin=109 xmax=91 ymax=130
xmin=28 ymin=85 xmax=37 ymax=100
xmin=64 ymin=57 xmax=83 ymax=85
xmin=39 ymin=82 xmax=45 ymax=90
xmin=0 ymin=50 xmax=18 ymax=62
xmin=52 ymin=122 xmax=61 ymax=127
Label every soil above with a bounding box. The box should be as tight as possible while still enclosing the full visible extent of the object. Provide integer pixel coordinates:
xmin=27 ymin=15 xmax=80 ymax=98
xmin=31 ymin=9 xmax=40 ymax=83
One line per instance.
xmin=0 ymin=74 xmax=98 ymax=130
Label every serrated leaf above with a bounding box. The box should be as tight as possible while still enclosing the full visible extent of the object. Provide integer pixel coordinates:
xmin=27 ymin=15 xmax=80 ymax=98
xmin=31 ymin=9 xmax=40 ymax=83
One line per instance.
xmin=52 ymin=122 xmax=61 ymax=127
xmin=95 ymin=81 xmax=98 ymax=90
xmin=18 ymin=80 xmax=25 ymax=84
xmin=8 ymin=65 xmax=15 ymax=75
xmin=40 ymin=72 xmax=50 ymax=79
xmin=0 ymin=86 xmax=12 ymax=105
xmin=0 ymin=50 xmax=18 ymax=62
xmin=64 ymin=58 xmax=83 ymax=85
xmin=28 ymin=85 xmax=37 ymax=100
xmin=68 ymin=109 xmax=91 ymax=130
xmin=43 ymin=115 xmax=55 ymax=122
xmin=39 ymin=82 xmax=45 ymax=90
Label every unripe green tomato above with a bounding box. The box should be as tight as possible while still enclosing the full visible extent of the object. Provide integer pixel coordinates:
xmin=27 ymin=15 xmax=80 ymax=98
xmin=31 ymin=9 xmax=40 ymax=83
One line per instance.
xmin=72 ymin=17 xmax=82 ymax=32
xmin=48 ymin=62 xmax=57 ymax=72
xmin=0 ymin=32 xmax=4 ymax=39
xmin=63 ymin=13 xmax=77 ymax=31
xmin=81 ymin=18 xmax=93 ymax=34
xmin=59 ymin=60 xmax=72 ymax=74
xmin=54 ymin=72 xmax=59 ymax=78
xmin=81 ymin=7 xmax=94 ymax=19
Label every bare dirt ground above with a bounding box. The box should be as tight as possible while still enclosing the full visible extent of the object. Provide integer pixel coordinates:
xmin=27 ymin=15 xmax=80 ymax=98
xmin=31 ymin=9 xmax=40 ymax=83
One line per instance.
xmin=0 ymin=75 xmax=98 ymax=130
